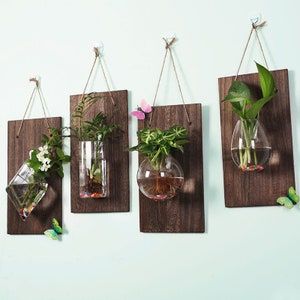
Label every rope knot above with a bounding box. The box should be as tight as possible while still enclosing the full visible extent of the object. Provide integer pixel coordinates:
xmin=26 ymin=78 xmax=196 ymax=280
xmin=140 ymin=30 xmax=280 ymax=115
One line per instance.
xmin=29 ymin=77 xmax=39 ymax=87
xmin=252 ymin=20 xmax=266 ymax=29
xmin=93 ymin=47 xmax=100 ymax=57
xmin=163 ymin=37 xmax=176 ymax=49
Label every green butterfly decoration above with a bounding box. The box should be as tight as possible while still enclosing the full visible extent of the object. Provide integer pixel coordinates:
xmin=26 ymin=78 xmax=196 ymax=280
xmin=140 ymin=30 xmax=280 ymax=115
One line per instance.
xmin=44 ymin=218 xmax=63 ymax=240
xmin=276 ymin=187 xmax=299 ymax=209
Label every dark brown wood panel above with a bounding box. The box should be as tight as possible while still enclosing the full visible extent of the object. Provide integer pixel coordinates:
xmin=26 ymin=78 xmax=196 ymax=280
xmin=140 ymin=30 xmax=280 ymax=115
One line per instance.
xmin=138 ymin=104 xmax=204 ymax=233
xmin=70 ymin=90 xmax=129 ymax=213
xmin=7 ymin=117 xmax=62 ymax=234
xmin=219 ymin=69 xmax=295 ymax=207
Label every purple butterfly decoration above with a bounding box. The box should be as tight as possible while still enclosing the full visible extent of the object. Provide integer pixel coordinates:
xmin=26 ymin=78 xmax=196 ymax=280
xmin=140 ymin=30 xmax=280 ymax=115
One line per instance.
xmin=131 ymin=99 xmax=152 ymax=120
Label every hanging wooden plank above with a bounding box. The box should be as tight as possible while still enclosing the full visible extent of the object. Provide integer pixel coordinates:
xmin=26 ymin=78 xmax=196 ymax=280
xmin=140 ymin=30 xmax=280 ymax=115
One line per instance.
xmin=138 ymin=103 xmax=204 ymax=233
xmin=70 ymin=90 xmax=129 ymax=213
xmin=7 ymin=117 xmax=62 ymax=234
xmin=219 ymin=69 xmax=295 ymax=207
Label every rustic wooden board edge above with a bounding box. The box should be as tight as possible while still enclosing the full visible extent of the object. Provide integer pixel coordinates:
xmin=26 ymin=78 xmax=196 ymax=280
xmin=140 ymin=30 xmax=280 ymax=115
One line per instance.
xmin=138 ymin=103 xmax=205 ymax=233
xmin=70 ymin=90 xmax=130 ymax=213
xmin=219 ymin=69 xmax=295 ymax=208
xmin=7 ymin=117 xmax=63 ymax=234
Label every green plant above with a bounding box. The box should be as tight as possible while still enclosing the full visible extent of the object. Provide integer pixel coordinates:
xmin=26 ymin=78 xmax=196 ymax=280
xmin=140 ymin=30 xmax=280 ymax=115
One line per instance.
xmin=130 ymin=125 xmax=188 ymax=170
xmin=224 ymin=63 xmax=277 ymax=120
xmin=72 ymin=95 xmax=117 ymax=198
xmin=224 ymin=62 xmax=277 ymax=171
xmin=71 ymin=94 xmax=117 ymax=142
xmin=27 ymin=127 xmax=71 ymax=180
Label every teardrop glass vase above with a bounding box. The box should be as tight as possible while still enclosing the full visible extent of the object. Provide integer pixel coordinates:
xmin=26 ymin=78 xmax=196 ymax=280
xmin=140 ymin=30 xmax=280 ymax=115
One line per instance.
xmin=230 ymin=119 xmax=271 ymax=172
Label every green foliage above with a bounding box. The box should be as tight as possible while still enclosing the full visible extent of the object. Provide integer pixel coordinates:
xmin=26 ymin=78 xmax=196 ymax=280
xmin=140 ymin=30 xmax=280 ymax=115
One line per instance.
xmin=71 ymin=93 xmax=117 ymax=141
xmin=26 ymin=127 xmax=70 ymax=180
xmin=130 ymin=126 xmax=188 ymax=169
xmin=88 ymin=163 xmax=102 ymax=183
xmin=224 ymin=63 xmax=277 ymax=120
xmin=74 ymin=112 xmax=117 ymax=141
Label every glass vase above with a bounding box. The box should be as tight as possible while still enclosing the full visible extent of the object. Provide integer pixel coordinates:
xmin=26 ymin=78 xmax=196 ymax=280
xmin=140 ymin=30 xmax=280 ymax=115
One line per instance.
xmin=6 ymin=163 xmax=48 ymax=221
xmin=79 ymin=141 xmax=108 ymax=199
xmin=231 ymin=119 xmax=271 ymax=172
xmin=137 ymin=155 xmax=184 ymax=201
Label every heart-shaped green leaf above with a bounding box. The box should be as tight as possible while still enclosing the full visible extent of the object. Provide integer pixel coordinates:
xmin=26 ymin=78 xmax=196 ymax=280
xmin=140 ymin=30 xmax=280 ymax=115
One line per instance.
xmin=256 ymin=62 xmax=276 ymax=97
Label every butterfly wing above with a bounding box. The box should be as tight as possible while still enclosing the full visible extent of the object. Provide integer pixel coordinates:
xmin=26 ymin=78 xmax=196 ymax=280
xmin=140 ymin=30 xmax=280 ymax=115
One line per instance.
xmin=44 ymin=229 xmax=59 ymax=240
xmin=288 ymin=186 xmax=299 ymax=204
xmin=277 ymin=196 xmax=294 ymax=209
xmin=52 ymin=218 xmax=63 ymax=234
xmin=131 ymin=110 xmax=145 ymax=120
xmin=140 ymin=99 xmax=152 ymax=113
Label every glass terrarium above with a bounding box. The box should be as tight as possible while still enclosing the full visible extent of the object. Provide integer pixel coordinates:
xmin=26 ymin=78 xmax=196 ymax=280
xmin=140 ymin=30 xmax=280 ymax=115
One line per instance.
xmin=231 ymin=119 xmax=271 ymax=172
xmin=137 ymin=155 xmax=184 ymax=201
xmin=6 ymin=163 xmax=48 ymax=221
xmin=79 ymin=141 xmax=108 ymax=199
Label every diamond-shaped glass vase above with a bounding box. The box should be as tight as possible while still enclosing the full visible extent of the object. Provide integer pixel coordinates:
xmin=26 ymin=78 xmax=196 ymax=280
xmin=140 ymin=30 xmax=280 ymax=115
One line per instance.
xmin=6 ymin=163 xmax=48 ymax=221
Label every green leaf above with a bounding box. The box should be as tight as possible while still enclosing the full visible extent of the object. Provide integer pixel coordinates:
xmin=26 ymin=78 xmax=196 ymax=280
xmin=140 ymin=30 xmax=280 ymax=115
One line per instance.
xmin=288 ymin=186 xmax=300 ymax=204
xmin=52 ymin=218 xmax=63 ymax=234
xmin=57 ymin=167 xmax=64 ymax=178
xmin=63 ymin=155 xmax=71 ymax=163
xmin=256 ymin=62 xmax=276 ymax=97
xmin=56 ymin=147 xmax=65 ymax=160
xmin=277 ymin=196 xmax=294 ymax=209
xmin=224 ymin=81 xmax=251 ymax=101
xmin=44 ymin=229 xmax=59 ymax=240
xmin=244 ymin=94 xmax=275 ymax=120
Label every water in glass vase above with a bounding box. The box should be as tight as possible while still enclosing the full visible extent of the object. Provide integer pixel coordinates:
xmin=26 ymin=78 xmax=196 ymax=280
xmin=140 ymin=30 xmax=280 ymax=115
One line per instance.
xmin=137 ymin=156 xmax=184 ymax=201
xmin=138 ymin=176 xmax=184 ymax=201
xmin=231 ymin=119 xmax=272 ymax=172
xmin=79 ymin=141 xmax=108 ymax=199
xmin=6 ymin=163 xmax=48 ymax=221
xmin=231 ymin=147 xmax=272 ymax=172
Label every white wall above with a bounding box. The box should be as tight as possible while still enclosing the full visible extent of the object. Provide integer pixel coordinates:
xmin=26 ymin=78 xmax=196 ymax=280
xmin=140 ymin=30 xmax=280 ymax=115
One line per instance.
xmin=0 ymin=1 xmax=300 ymax=299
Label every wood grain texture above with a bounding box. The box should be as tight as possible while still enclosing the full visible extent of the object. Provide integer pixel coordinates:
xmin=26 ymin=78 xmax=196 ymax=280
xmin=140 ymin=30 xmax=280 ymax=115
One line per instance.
xmin=70 ymin=90 xmax=129 ymax=213
xmin=138 ymin=104 xmax=204 ymax=233
xmin=7 ymin=117 xmax=62 ymax=234
xmin=219 ymin=69 xmax=295 ymax=207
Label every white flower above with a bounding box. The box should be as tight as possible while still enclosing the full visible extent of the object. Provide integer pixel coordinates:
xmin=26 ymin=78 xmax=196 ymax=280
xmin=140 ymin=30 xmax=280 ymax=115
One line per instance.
xmin=42 ymin=157 xmax=51 ymax=165
xmin=39 ymin=157 xmax=51 ymax=172
xmin=40 ymin=163 xmax=51 ymax=172
xmin=29 ymin=150 xmax=34 ymax=159
xmin=42 ymin=144 xmax=49 ymax=154
xmin=37 ymin=144 xmax=50 ymax=162
xmin=36 ymin=152 xmax=45 ymax=162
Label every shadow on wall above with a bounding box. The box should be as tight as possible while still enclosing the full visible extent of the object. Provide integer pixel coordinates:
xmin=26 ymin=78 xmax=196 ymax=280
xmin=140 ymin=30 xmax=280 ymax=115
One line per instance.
xmin=288 ymin=70 xmax=300 ymax=188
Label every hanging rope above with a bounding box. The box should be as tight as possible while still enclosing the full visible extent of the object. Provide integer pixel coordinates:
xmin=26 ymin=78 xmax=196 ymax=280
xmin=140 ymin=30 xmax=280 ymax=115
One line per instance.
xmin=16 ymin=78 xmax=51 ymax=138
xmin=79 ymin=47 xmax=115 ymax=106
xmin=234 ymin=20 xmax=268 ymax=80
xmin=149 ymin=37 xmax=191 ymax=126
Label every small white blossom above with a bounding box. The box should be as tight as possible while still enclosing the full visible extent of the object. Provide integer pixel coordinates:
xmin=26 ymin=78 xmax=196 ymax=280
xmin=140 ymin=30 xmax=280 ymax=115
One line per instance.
xmin=42 ymin=144 xmax=49 ymax=154
xmin=29 ymin=150 xmax=33 ymax=159
xmin=43 ymin=157 xmax=51 ymax=165
xmin=36 ymin=152 xmax=45 ymax=162
xmin=40 ymin=163 xmax=51 ymax=172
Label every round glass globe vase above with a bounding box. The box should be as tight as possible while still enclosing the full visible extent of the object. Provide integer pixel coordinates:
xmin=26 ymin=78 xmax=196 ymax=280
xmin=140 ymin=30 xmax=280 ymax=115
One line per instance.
xmin=137 ymin=155 xmax=184 ymax=201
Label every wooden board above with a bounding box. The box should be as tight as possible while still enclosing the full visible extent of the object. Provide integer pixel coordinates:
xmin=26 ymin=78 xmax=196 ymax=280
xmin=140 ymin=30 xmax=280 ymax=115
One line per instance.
xmin=138 ymin=104 xmax=204 ymax=233
xmin=70 ymin=90 xmax=129 ymax=213
xmin=7 ymin=117 xmax=62 ymax=234
xmin=219 ymin=69 xmax=295 ymax=207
